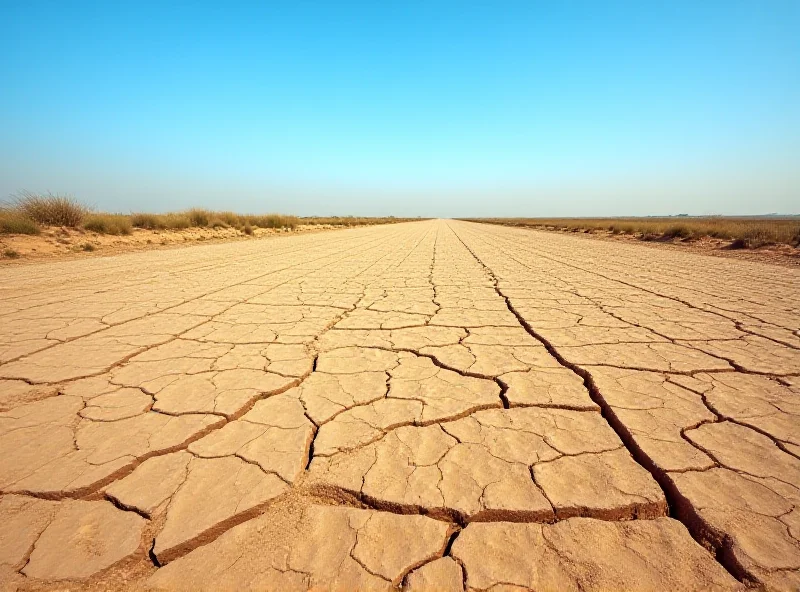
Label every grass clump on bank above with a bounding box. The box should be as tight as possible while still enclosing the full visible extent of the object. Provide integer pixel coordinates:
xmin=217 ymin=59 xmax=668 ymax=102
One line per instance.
xmin=12 ymin=192 xmax=88 ymax=227
xmin=463 ymin=217 xmax=800 ymax=249
xmin=129 ymin=210 xmax=299 ymax=231
xmin=0 ymin=209 xmax=40 ymax=235
xmin=83 ymin=214 xmax=133 ymax=235
xmin=130 ymin=212 xmax=192 ymax=230
xmin=1 ymin=193 xmax=418 ymax=239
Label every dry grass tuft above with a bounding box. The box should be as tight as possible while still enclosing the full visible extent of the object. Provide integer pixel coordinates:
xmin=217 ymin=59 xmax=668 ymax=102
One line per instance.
xmin=247 ymin=214 xmax=299 ymax=229
xmin=130 ymin=212 xmax=160 ymax=229
xmin=0 ymin=209 xmax=40 ymax=235
xmin=83 ymin=214 xmax=132 ymax=235
xmin=187 ymin=208 xmax=211 ymax=227
xmin=11 ymin=192 xmax=88 ymax=227
xmin=131 ymin=212 xmax=192 ymax=230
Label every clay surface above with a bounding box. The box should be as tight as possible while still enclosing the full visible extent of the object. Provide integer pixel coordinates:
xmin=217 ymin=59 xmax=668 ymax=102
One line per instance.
xmin=0 ymin=220 xmax=794 ymax=590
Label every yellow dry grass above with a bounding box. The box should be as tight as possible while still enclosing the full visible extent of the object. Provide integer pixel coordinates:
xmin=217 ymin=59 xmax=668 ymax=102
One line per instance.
xmin=2 ymin=194 xmax=422 ymax=237
xmin=463 ymin=217 xmax=800 ymax=248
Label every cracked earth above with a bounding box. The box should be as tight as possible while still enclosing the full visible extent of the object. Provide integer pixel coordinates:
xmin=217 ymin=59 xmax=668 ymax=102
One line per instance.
xmin=0 ymin=220 xmax=798 ymax=591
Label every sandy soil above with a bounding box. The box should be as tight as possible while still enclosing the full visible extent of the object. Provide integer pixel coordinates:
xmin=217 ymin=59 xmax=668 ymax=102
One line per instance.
xmin=1 ymin=220 xmax=797 ymax=591
xmin=0 ymin=224 xmax=338 ymax=263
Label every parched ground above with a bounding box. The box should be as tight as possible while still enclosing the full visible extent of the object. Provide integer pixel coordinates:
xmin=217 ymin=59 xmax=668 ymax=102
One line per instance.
xmin=0 ymin=224 xmax=333 ymax=262
xmin=0 ymin=220 xmax=798 ymax=591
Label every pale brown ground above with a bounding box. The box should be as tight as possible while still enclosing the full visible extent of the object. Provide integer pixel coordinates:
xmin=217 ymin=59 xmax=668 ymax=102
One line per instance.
xmin=0 ymin=224 xmax=336 ymax=263
xmin=1 ymin=220 xmax=798 ymax=591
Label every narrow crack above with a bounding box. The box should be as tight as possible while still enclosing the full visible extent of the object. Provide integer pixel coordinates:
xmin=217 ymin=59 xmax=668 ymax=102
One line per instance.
xmin=447 ymin=221 xmax=748 ymax=585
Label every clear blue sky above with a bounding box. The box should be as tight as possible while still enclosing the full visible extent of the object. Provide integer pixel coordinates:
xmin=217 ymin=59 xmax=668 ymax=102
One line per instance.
xmin=1 ymin=1 xmax=798 ymax=216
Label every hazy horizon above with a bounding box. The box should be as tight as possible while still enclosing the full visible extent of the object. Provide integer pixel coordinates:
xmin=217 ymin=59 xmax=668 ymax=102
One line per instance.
xmin=2 ymin=1 xmax=798 ymax=217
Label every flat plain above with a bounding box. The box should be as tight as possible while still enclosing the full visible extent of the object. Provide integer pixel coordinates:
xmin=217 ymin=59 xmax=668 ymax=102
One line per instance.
xmin=0 ymin=219 xmax=798 ymax=591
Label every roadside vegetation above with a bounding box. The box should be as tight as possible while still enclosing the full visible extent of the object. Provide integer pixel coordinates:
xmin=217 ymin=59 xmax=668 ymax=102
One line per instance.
xmin=463 ymin=217 xmax=800 ymax=249
xmin=1 ymin=193 xmax=418 ymax=238
xmin=0 ymin=210 xmax=40 ymax=235
xmin=10 ymin=191 xmax=89 ymax=227
xmin=300 ymin=216 xmax=409 ymax=226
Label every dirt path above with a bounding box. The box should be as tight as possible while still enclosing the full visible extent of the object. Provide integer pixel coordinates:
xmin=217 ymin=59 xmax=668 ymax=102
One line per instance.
xmin=1 ymin=220 xmax=797 ymax=591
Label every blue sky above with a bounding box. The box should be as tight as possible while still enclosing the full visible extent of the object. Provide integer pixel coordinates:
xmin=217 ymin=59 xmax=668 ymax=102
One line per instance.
xmin=1 ymin=1 xmax=798 ymax=216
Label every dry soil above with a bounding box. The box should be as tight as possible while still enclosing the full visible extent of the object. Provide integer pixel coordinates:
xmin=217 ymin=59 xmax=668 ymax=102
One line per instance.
xmin=1 ymin=220 xmax=798 ymax=591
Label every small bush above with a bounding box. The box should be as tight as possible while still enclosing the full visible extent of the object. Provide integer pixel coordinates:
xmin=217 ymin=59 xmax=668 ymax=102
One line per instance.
xmin=163 ymin=214 xmax=191 ymax=229
xmin=0 ymin=210 xmax=40 ymax=235
xmin=3 ymin=248 xmax=20 ymax=259
xmin=12 ymin=192 xmax=88 ymax=227
xmin=663 ymin=224 xmax=693 ymax=239
xmin=149 ymin=214 xmax=183 ymax=230
xmin=248 ymin=214 xmax=299 ymax=229
xmin=187 ymin=209 xmax=210 ymax=227
xmin=83 ymin=214 xmax=132 ymax=235
xmin=728 ymin=238 xmax=748 ymax=249
xmin=82 ymin=217 xmax=107 ymax=233
xmin=131 ymin=213 xmax=160 ymax=229
xmin=243 ymin=223 xmax=253 ymax=235
xmin=216 ymin=211 xmax=242 ymax=226
xmin=618 ymin=224 xmax=636 ymax=235
xmin=131 ymin=212 xmax=191 ymax=230
xmin=738 ymin=227 xmax=774 ymax=248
